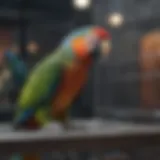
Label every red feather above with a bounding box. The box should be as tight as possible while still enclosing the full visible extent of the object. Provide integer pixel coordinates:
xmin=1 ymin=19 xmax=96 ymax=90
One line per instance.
xmin=94 ymin=27 xmax=111 ymax=40
xmin=51 ymin=56 xmax=92 ymax=120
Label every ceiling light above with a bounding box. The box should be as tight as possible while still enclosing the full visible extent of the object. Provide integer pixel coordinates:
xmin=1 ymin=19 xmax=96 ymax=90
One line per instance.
xmin=72 ymin=0 xmax=91 ymax=10
xmin=107 ymin=13 xmax=124 ymax=28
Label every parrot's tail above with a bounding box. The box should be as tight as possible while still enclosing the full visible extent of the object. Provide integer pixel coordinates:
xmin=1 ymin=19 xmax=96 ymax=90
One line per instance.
xmin=13 ymin=107 xmax=40 ymax=130
xmin=13 ymin=116 xmax=41 ymax=130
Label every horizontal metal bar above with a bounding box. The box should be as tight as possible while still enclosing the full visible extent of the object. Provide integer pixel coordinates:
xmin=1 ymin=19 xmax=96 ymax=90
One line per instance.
xmin=0 ymin=120 xmax=160 ymax=153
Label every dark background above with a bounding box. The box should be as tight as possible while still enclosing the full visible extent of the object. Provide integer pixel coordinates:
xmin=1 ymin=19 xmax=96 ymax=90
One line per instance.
xmin=0 ymin=0 xmax=159 ymax=120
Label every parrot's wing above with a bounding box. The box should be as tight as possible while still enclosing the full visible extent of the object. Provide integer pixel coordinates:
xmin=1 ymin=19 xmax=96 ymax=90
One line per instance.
xmin=14 ymin=51 xmax=65 ymax=126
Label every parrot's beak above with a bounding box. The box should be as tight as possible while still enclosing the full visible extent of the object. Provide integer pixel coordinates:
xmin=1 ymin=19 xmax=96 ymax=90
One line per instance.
xmin=100 ymin=40 xmax=112 ymax=56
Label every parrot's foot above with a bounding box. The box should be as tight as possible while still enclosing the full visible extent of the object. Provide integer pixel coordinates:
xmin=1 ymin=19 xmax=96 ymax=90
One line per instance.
xmin=61 ymin=117 xmax=72 ymax=130
xmin=63 ymin=120 xmax=83 ymax=131
xmin=63 ymin=121 xmax=72 ymax=130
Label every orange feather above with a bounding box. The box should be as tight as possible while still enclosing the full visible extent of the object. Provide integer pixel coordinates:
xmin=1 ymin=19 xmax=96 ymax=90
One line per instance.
xmin=51 ymin=56 xmax=92 ymax=120
xmin=71 ymin=37 xmax=89 ymax=59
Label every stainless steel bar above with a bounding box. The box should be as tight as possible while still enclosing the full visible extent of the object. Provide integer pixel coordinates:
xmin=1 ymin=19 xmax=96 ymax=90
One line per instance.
xmin=0 ymin=120 xmax=159 ymax=153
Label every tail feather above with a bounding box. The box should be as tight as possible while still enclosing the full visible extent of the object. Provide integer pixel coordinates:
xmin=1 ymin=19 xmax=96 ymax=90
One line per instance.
xmin=13 ymin=116 xmax=40 ymax=130
xmin=14 ymin=108 xmax=36 ymax=128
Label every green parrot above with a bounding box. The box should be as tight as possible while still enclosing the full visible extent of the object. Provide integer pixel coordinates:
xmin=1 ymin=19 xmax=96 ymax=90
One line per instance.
xmin=13 ymin=25 xmax=111 ymax=130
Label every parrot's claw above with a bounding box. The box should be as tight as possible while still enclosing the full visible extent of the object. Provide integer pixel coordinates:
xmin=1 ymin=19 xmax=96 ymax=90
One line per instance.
xmin=63 ymin=120 xmax=75 ymax=130
xmin=63 ymin=121 xmax=70 ymax=130
xmin=63 ymin=121 xmax=83 ymax=131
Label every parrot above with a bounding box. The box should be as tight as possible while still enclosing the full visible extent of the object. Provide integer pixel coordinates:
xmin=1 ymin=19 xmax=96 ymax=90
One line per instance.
xmin=3 ymin=50 xmax=28 ymax=104
xmin=13 ymin=25 xmax=111 ymax=130
xmin=10 ymin=25 xmax=111 ymax=160
xmin=4 ymin=50 xmax=28 ymax=88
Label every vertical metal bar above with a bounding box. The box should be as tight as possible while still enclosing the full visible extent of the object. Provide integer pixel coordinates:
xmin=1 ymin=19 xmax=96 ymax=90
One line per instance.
xmin=19 ymin=0 xmax=28 ymax=59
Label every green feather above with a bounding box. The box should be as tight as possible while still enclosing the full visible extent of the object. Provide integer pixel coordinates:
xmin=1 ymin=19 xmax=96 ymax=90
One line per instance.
xmin=15 ymin=47 xmax=75 ymax=125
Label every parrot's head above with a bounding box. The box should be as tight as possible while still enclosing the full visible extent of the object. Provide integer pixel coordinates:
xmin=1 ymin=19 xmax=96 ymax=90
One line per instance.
xmin=71 ymin=26 xmax=111 ymax=60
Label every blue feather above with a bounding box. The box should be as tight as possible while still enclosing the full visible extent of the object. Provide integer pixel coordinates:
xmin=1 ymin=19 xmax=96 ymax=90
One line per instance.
xmin=61 ymin=25 xmax=95 ymax=48
xmin=14 ymin=107 xmax=35 ymax=125
xmin=4 ymin=50 xmax=28 ymax=87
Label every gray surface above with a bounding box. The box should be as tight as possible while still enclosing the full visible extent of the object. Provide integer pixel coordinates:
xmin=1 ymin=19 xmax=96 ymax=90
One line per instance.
xmin=96 ymin=108 xmax=160 ymax=123
xmin=0 ymin=120 xmax=159 ymax=160
xmin=0 ymin=119 xmax=160 ymax=142
xmin=0 ymin=120 xmax=160 ymax=158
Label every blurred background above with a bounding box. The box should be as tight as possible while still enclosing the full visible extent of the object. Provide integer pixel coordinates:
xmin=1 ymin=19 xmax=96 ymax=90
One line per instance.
xmin=0 ymin=0 xmax=159 ymax=159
